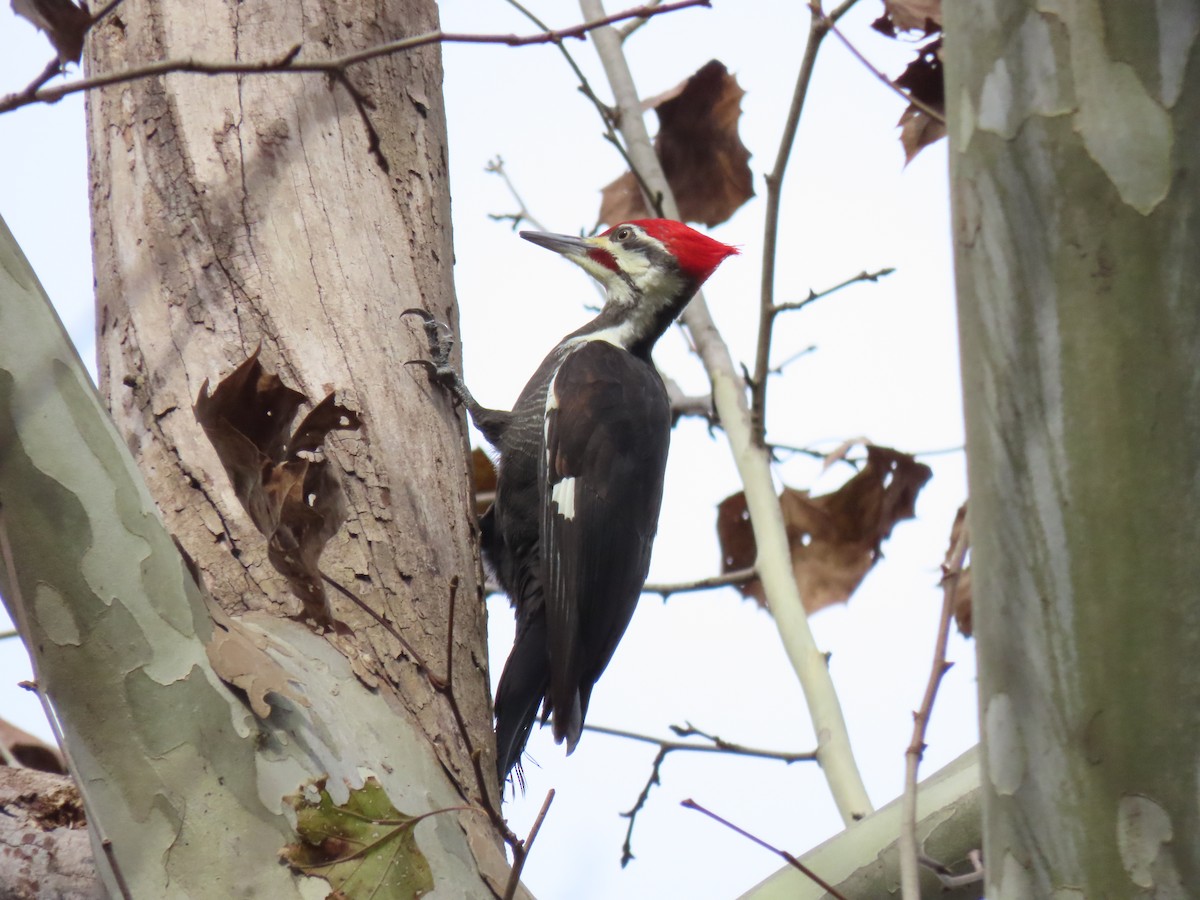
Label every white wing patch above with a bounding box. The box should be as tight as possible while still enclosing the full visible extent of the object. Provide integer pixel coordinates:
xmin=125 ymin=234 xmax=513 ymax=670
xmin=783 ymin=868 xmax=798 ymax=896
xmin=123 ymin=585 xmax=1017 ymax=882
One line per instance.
xmin=551 ymin=476 xmax=577 ymax=520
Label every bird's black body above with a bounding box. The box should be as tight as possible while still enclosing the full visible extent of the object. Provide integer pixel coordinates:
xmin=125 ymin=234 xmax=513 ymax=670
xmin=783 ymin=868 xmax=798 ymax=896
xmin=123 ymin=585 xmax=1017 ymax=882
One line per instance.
xmin=415 ymin=220 xmax=736 ymax=786
xmin=487 ymin=337 xmax=671 ymax=782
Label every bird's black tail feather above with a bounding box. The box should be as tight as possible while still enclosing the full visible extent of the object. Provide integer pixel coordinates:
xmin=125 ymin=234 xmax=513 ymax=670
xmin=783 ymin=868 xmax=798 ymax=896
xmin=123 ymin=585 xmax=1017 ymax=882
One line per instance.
xmin=493 ymin=616 xmax=549 ymax=787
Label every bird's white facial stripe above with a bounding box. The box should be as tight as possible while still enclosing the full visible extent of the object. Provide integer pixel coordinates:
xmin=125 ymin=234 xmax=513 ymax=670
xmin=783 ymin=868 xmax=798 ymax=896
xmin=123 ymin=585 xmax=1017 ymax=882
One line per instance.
xmin=551 ymin=477 xmax=577 ymax=520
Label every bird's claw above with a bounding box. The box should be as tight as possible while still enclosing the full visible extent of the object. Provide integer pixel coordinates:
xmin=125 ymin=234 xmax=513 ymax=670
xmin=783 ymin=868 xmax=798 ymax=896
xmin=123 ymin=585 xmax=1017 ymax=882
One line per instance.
xmin=402 ymin=308 xmax=468 ymax=407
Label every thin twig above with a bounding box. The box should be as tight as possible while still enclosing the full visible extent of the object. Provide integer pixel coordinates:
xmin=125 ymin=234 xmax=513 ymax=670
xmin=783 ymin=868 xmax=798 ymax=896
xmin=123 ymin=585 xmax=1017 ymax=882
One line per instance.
xmin=681 ymin=798 xmax=850 ymax=900
xmin=0 ymin=628 xmax=19 ymax=641
xmin=618 ymin=745 xmax=667 ymax=866
xmin=585 ymin=722 xmax=817 ymax=763
xmin=751 ymin=0 xmax=860 ymax=443
xmin=823 ymin=19 xmax=946 ymax=123
xmin=589 ymin=721 xmax=816 ymax=865
xmin=321 ymin=574 xmax=441 ymax=686
xmin=642 ymin=567 xmax=755 ymax=599
xmin=769 ymin=344 xmax=817 ymax=375
xmin=899 ymin=505 xmax=970 ymax=900
xmin=925 ymin=848 xmax=985 ymax=888
xmin=503 ymin=789 xmax=556 ymax=900
xmin=773 ymin=266 xmax=895 ymax=315
xmin=0 ymin=0 xmax=709 ymax=114
xmin=434 ymin=578 xmax=514 ymax=839
xmin=485 ymin=156 xmax=549 ymax=233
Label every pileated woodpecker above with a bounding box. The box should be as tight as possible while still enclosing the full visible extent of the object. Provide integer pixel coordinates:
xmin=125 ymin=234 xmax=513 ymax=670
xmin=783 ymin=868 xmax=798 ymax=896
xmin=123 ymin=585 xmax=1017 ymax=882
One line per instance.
xmin=411 ymin=219 xmax=736 ymax=785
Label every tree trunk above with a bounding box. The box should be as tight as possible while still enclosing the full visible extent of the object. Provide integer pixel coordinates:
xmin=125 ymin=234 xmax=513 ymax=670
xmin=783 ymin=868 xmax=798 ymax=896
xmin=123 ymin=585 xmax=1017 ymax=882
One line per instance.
xmin=1 ymin=0 xmax=507 ymax=893
xmin=945 ymin=2 xmax=1200 ymax=894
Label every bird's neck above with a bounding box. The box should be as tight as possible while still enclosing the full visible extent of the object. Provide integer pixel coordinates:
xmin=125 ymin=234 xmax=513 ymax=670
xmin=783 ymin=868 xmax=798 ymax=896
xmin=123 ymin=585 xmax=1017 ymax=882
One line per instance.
xmin=564 ymin=280 xmax=697 ymax=359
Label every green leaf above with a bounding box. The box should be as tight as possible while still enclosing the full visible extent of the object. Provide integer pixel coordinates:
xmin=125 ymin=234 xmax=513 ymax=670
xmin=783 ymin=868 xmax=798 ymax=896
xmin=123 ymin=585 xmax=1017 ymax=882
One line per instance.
xmin=282 ymin=777 xmax=434 ymax=899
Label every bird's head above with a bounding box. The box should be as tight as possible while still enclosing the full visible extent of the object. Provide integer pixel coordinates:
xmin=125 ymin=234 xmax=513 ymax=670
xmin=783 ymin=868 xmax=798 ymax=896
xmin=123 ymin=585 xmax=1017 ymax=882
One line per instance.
xmin=521 ymin=219 xmax=737 ymax=299
xmin=520 ymin=220 xmax=737 ymax=351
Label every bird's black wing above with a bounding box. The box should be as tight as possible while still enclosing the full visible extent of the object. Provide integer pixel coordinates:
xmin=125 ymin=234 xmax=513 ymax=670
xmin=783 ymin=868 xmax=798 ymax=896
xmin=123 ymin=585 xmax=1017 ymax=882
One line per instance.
xmin=539 ymin=340 xmax=671 ymax=750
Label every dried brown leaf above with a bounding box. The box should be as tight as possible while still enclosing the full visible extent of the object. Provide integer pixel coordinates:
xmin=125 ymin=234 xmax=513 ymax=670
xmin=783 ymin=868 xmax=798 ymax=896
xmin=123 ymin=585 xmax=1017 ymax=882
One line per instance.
xmin=600 ymin=59 xmax=753 ymax=228
xmin=717 ymin=445 xmax=933 ymax=614
xmin=195 ymin=351 xmax=361 ymax=627
xmin=898 ymin=105 xmax=947 ymax=165
xmin=11 ymin=0 xmax=91 ymax=63
xmin=874 ymin=0 xmax=941 ymax=34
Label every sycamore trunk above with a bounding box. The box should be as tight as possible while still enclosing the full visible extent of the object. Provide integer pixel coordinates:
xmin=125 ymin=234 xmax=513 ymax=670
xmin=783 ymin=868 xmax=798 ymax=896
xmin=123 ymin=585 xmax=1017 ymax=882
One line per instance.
xmin=945 ymin=2 xmax=1200 ymax=894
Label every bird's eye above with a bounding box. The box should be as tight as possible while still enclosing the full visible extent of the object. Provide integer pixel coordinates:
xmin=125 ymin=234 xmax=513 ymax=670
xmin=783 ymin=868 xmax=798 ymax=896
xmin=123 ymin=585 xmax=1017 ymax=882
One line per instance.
xmin=614 ymin=227 xmax=632 ymax=242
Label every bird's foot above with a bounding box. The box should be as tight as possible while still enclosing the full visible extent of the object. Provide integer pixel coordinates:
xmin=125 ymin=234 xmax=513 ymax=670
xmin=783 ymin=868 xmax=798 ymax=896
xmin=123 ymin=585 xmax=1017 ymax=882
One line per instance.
xmin=402 ymin=308 xmax=472 ymax=408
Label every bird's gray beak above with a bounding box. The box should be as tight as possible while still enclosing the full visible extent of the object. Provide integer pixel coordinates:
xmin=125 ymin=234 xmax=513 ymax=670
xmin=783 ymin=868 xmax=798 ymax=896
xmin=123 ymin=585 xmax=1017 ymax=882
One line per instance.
xmin=520 ymin=230 xmax=594 ymax=258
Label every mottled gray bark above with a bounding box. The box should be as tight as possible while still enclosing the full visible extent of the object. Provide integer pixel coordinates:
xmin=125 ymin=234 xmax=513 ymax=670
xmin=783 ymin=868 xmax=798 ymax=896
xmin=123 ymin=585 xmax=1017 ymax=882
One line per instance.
xmin=945 ymin=2 xmax=1200 ymax=895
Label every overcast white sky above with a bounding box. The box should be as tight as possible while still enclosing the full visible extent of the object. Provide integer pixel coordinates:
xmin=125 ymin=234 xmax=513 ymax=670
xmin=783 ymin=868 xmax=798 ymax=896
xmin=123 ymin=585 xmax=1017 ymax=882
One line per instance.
xmin=0 ymin=2 xmax=976 ymax=898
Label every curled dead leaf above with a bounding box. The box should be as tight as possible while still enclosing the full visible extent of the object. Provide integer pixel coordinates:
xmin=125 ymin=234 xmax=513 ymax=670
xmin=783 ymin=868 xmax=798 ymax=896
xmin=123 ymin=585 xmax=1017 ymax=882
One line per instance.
xmin=194 ymin=350 xmax=362 ymax=628
xmin=717 ymin=445 xmax=932 ymax=614
xmin=898 ymin=105 xmax=947 ymax=166
xmin=894 ymin=37 xmax=945 ymax=164
xmin=600 ymin=60 xmax=753 ymax=228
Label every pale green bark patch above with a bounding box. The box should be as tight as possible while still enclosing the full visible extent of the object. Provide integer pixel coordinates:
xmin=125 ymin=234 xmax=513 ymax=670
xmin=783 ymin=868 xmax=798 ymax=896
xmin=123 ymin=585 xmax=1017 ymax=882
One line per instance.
xmin=984 ymin=694 xmax=1025 ymax=795
xmin=1155 ymin=0 xmax=1200 ymax=106
xmin=978 ymin=12 xmax=1074 ymax=139
xmin=1039 ymin=0 xmax=1172 ymax=214
xmin=34 ymin=584 xmax=81 ymax=646
xmin=1116 ymin=793 xmax=1174 ymax=889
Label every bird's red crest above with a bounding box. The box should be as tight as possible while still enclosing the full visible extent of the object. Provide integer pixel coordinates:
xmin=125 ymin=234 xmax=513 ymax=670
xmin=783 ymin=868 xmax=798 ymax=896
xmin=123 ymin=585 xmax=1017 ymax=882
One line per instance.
xmin=611 ymin=219 xmax=738 ymax=284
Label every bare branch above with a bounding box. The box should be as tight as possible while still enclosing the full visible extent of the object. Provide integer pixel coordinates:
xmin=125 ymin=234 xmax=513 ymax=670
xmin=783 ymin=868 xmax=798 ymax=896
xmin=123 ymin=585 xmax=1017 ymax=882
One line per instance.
xmin=772 ymin=266 xmax=895 ymax=315
xmin=592 ymin=722 xmax=816 ymax=866
xmin=681 ymin=798 xmax=850 ymax=900
xmin=642 ymin=567 xmax=755 ymax=599
xmin=769 ymin=344 xmax=817 ymax=375
xmin=322 ymin=574 xmax=440 ymax=685
xmin=502 ymin=789 xmax=556 ymax=900
xmin=751 ymin=0 xmax=861 ymax=441
xmin=585 ymin=721 xmax=817 ymax=763
xmin=0 ymin=0 xmax=710 ymax=114
xmin=899 ymin=505 xmax=970 ymax=899
xmin=485 ymin=156 xmax=549 ymax=233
